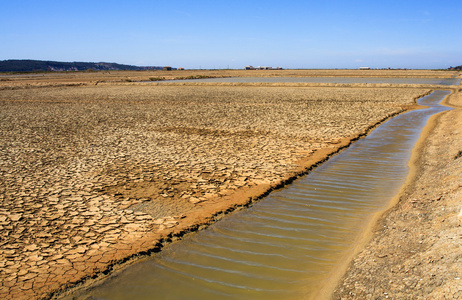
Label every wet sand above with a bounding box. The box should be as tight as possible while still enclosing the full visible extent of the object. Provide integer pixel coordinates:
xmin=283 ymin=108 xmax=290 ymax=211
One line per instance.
xmin=0 ymin=70 xmax=459 ymax=299
xmin=332 ymin=87 xmax=462 ymax=299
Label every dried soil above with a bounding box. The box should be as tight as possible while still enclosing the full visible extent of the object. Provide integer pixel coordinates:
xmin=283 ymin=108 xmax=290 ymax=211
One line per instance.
xmin=0 ymin=71 xmax=458 ymax=299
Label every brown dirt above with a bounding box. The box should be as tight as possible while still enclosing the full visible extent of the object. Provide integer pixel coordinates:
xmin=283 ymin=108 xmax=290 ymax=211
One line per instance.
xmin=0 ymin=70 xmax=458 ymax=299
xmin=331 ymin=87 xmax=462 ymax=299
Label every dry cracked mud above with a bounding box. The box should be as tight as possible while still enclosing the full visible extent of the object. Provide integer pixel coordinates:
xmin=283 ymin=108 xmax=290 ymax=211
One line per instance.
xmin=0 ymin=71 xmax=458 ymax=299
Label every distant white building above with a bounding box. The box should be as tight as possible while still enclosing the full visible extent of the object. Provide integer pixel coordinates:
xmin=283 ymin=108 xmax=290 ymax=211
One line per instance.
xmin=244 ymin=65 xmax=283 ymax=70
xmin=359 ymin=67 xmax=371 ymax=70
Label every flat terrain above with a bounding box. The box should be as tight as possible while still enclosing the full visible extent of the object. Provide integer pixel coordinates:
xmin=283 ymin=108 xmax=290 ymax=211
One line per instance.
xmin=0 ymin=68 xmax=455 ymax=88
xmin=333 ymin=88 xmax=462 ymax=299
xmin=0 ymin=70 xmax=458 ymax=299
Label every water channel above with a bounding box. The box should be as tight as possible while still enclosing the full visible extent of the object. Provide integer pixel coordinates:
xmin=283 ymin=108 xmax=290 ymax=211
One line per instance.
xmin=74 ymin=90 xmax=452 ymax=299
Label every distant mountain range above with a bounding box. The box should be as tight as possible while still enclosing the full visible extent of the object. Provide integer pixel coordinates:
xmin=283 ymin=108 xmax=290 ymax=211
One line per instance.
xmin=0 ymin=59 xmax=164 ymax=72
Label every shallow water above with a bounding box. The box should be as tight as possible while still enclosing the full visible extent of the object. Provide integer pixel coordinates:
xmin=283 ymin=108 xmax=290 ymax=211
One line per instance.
xmin=75 ymin=91 xmax=452 ymax=300
xmin=168 ymin=77 xmax=460 ymax=85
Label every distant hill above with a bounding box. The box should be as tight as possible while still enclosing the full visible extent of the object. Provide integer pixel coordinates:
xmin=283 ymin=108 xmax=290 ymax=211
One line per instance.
xmin=0 ymin=59 xmax=164 ymax=72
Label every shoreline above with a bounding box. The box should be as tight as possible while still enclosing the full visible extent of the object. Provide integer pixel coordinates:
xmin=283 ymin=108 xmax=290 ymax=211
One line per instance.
xmin=331 ymin=88 xmax=462 ymax=298
xmin=53 ymin=92 xmax=434 ymax=299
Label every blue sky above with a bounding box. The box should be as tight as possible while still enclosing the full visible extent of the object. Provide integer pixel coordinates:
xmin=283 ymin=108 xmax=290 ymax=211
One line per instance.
xmin=1 ymin=0 xmax=461 ymax=69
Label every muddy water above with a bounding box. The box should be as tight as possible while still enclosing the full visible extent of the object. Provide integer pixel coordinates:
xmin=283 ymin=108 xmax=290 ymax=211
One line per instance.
xmin=169 ymin=77 xmax=460 ymax=85
xmin=75 ymin=91 xmax=452 ymax=300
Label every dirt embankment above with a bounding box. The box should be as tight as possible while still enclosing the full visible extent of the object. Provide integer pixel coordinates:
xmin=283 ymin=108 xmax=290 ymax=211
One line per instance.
xmin=332 ymin=88 xmax=462 ymax=299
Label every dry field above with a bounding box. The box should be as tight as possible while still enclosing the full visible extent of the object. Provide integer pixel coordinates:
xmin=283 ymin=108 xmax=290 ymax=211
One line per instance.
xmin=0 ymin=69 xmax=457 ymax=89
xmin=0 ymin=76 xmax=443 ymax=299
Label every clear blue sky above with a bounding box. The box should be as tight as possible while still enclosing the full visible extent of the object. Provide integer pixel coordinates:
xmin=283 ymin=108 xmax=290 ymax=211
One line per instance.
xmin=1 ymin=0 xmax=461 ymax=69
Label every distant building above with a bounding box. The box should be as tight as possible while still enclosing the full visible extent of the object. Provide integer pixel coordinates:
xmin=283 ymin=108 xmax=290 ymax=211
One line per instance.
xmin=359 ymin=67 xmax=371 ymax=70
xmin=163 ymin=66 xmax=172 ymax=71
xmin=245 ymin=66 xmax=283 ymax=70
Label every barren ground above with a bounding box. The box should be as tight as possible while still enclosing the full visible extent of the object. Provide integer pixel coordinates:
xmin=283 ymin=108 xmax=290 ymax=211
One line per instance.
xmin=0 ymin=70 xmax=459 ymax=299
xmin=0 ymin=69 xmax=456 ymax=88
